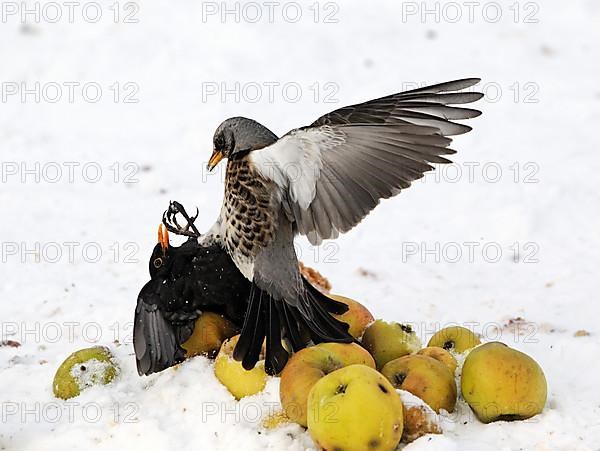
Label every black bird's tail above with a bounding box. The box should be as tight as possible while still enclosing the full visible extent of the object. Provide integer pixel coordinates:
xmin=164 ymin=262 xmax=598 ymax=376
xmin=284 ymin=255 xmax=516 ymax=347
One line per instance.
xmin=233 ymin=277 xmax=353 ymax=375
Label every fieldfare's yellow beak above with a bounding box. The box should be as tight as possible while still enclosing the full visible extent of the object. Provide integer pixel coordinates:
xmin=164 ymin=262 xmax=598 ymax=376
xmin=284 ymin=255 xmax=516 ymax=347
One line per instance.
xmin=157 ymin=223 xmax=169 ymax=256
xmin=207 ymin=150 xmax=224 ymax=171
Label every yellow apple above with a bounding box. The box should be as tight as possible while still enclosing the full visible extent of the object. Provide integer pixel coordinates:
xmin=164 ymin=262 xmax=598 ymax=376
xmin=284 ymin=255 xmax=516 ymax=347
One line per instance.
xmin=53 ymin=346 xmax=118 ymax=400
xmin=361 ymin=320 xmax=422 ymax=369
xmin=328 ymin=294 xmax=375 ymax=338
xmin=280 ymin=342 xmax=375 ymax=427
xmin=381 ymin=355 xmax=457 ymax=413
xmin=214 ymin=335 xmax=267 ymax=400
xmin=417 ymin=347 xmax=458 ymax=374
xmin=307 ymin=364 xmax=403 ymax=451
xmin=461 ymin=342 xmax=547 ymax=423
xmin=181 ymin=312 xmax=238 ymax=358
xmin=428 ymin=326 xmax=481 ymax=353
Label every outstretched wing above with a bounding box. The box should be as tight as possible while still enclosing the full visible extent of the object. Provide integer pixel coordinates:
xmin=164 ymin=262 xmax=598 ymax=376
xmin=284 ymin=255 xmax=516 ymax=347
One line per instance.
xmin=250 ymin=78 xmax=483 ymax=245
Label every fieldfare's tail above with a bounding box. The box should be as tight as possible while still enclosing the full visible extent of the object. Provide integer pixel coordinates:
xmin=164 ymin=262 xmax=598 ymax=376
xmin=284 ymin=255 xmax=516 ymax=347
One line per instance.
xmin=233 ymin=277 xmax=353 ymax=375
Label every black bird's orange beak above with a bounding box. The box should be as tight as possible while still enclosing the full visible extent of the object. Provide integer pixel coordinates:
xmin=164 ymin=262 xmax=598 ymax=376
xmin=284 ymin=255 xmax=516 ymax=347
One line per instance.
xmin=207 ymin=150 xmax=224 ymax=171
xmin=157 ymin=223 xmax=169 ymax=256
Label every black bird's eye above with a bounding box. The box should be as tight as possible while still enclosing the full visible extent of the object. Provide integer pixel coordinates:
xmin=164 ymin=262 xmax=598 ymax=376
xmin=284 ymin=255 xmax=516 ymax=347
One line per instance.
xmin=153 ymin=258 xmax=163 ymax=268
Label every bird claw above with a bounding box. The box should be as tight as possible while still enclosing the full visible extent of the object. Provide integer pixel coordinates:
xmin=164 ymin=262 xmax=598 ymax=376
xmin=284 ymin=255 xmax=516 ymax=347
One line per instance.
xmin=162 ymin=201 xmax=201 ymax=238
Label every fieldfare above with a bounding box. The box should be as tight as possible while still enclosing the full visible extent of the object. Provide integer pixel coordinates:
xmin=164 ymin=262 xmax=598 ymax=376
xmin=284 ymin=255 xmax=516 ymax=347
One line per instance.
xmin=204 ymin=78 xmax=483 ymax=375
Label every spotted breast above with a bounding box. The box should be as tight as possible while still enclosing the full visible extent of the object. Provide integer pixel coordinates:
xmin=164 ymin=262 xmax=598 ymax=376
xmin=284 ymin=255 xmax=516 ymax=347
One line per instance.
xmin=221 ymin=157 xmax=278 ymax=279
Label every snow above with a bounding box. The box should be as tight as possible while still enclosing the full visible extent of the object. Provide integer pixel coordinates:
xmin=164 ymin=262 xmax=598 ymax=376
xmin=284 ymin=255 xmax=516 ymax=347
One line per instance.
xmin=68 ymin=357 xmax=116 ymax=392
xmin=1 ymin=0 xmax=599 ymax=449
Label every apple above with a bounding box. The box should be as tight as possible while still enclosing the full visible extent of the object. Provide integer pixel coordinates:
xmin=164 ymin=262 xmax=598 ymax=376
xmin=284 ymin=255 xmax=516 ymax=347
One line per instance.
xmin=361 ymin=320 xmax=422 ymax=369
xmin=299 ymin=261 xmax=331 ymax=293
xmin=53 ymin=346 xmax=119 ymax=400
xmin=280 ymin=342 xmax=375 ymax=427
xmin=327 ymin=294 xmax=375 ymax=339
xmin=262 ymin=411 xmax=291 ymax=429
xmin=381 ymin=355 xmax=457 ymax=413
xmin=417 ymin=347 xmax=458 ymax=374
xmin=181 ymin=312 xmax=238 ymax=359
xmin=398 ymin=389 xmax=442 ymax=443
xmin=428 ymin=326 xmax=481 ymax=353
xmin=214 ymin=335 xmax=267 ymax=400
xmin=461 ymin=342 xmax=547 ymax=423
xmin=307 ymin=364 xmax=403 ymax=451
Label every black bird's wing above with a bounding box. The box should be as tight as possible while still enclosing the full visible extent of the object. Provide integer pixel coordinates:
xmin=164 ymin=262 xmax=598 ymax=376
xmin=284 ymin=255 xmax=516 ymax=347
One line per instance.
xmin=133 ymin=281 xmax=186 ymax=376
xmin=249 ymin=78 xmax=483 ymax=245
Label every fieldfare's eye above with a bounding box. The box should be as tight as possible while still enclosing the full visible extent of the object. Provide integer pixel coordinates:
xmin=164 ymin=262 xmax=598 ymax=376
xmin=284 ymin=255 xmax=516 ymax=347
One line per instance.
xmin=153 ymin=257 xmax=163 ymax=268
xmin=215 ymin=134 xmax=225 ymax=149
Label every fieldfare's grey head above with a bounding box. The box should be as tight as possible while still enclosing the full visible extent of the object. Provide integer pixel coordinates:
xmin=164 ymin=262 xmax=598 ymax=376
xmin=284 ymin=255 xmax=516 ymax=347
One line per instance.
xmin=207 ymin=117 xmax=278 ymax=171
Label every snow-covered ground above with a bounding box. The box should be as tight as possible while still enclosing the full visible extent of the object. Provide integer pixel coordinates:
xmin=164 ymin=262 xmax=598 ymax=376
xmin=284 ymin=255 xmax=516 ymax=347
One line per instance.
xmin=1 ymin=0 xmax=599 ymax=449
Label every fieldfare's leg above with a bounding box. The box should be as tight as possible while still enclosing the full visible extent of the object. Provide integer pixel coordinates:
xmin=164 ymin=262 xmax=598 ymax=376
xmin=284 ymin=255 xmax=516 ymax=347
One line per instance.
xmin=162 ymin=201 xmax=200 ymax=238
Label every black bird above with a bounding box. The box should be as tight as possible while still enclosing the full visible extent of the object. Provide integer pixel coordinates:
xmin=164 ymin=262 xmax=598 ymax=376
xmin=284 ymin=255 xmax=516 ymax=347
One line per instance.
xmin=133 ymin=202 xmax=250 ymax=375
xmin=203 ymin=78 xmax=483 ymax=375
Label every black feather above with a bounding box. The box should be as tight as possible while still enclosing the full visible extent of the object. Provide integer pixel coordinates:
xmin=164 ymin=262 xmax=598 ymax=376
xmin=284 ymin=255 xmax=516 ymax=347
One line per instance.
xmin=133 ymin=236 xmax=250 ymax=376
xmin=265 ymin=298 xmax=289 ymax=374
xmin=233 ymin=277 xmax=353 ymax=375
xmin=234 ymin=284 xmax=267 ymax=371
xmin=133 ymin=282 xmax=186 ymax=375
xmin=278 ymin=302 xmax=309 ymax=352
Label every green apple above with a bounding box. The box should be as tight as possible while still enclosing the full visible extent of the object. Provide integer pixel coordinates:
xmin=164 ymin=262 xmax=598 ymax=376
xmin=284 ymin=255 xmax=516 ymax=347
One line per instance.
xmin=381 ymin=354 xmax=457 ymax=413
xmin=361 ymin=320 xmax=422 ymax=369
xmin=214 ymin=335 xmax=267 ymax=400
xmin=307 ymin=364 xmax=403 ymax=451
xmin=461 ymin=342 xmax=547 ymax=423
xmin=428 ymin=326 xmax=481 ymax=353
xmin=53 ymin=346 xmax=118 ymax=400
xmin=280 ymin=342 xmax=375 ymax=427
